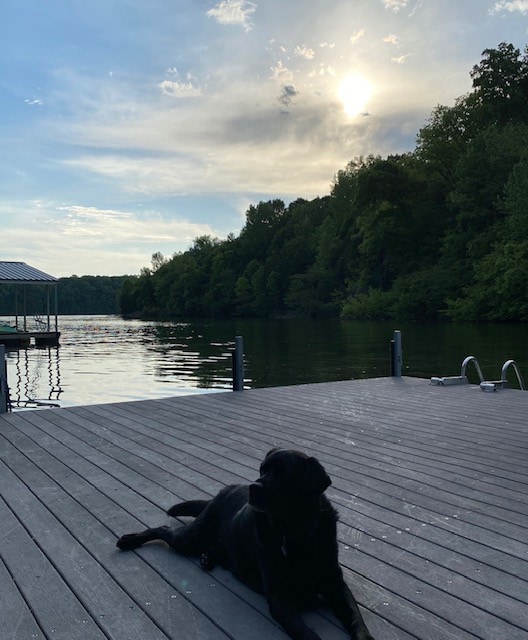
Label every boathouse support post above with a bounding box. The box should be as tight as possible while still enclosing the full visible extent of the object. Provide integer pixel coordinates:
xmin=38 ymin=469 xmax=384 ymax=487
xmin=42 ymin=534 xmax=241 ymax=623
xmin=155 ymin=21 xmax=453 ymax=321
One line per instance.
xmin=46 ymin=284 xmax=51 ymax=331
xmin=55 ymin=284 xmax=59 ymax=334
xmin=391 ymin=330 xmax=402 ymax=377
xmin=232 ymin=335 xmax=244 ymax=391
xmin=0 ymin=345 xmax=8 ymax=414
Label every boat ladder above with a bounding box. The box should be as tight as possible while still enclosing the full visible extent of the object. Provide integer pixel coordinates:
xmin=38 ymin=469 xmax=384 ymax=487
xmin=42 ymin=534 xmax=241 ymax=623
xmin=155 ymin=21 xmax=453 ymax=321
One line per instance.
xmin=431 ymin=356 xmax=526 ymax=392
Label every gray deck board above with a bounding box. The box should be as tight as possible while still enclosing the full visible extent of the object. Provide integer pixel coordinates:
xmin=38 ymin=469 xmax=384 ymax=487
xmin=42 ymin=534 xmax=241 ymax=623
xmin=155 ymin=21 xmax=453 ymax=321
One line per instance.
xmin=0 ymin=554 xmax=45 ymax=640
xmin=1 ymin=376 xmax=528 ymax=640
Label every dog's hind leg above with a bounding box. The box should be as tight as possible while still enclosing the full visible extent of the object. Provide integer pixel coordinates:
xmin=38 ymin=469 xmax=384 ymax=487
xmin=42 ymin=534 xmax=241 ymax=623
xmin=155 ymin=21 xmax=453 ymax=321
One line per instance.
xmin=116 ymin=521 xmax=206 ymax=556
xmin=167 ymin=499 xmax=210 ymax=518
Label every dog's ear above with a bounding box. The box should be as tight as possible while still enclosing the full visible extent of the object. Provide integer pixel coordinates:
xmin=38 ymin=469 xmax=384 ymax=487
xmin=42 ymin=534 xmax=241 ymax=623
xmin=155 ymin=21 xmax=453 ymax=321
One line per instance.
xmin=307 ymin=456 xmax=332 ymax=494
xmin=248 ymin=481 xmax=268 ymax=512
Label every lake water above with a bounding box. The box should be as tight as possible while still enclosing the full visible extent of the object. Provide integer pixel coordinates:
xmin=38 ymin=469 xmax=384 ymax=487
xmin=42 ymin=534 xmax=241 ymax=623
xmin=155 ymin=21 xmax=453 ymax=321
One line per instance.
xmin=3 ymin=315 xmax=528 ymax=409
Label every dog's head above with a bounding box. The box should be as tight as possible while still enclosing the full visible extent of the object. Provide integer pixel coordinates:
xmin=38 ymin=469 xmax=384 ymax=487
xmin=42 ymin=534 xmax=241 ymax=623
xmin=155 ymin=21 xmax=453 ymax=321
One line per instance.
xmin=249 ymin=448 xmax=332 ymax=539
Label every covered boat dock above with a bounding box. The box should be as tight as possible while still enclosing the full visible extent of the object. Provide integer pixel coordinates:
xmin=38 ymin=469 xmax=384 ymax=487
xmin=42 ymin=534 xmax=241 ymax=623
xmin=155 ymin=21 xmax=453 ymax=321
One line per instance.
xmin=0 ymin=261 xmax=60 ymax=347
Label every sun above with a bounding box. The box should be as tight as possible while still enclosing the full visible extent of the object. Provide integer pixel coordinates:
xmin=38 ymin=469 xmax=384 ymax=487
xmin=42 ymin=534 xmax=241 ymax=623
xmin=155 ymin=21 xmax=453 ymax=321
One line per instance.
xmin=339 ymin=75 xmax=373 ymax=117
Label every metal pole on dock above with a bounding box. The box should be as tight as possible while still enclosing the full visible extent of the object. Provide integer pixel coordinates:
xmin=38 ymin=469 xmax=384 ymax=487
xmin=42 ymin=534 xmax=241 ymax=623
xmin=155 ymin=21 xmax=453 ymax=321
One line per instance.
xmin=232 ymin=335 xmax=244 ymax=391
xmin=391 ymin=330 xmax=402 ymax=377
xmin=0 ymin=345 xmax=8 ymax=413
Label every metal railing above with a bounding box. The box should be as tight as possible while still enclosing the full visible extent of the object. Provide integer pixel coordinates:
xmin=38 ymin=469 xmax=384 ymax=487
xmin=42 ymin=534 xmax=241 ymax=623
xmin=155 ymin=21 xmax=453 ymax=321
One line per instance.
xmin=431 ymin=356 xmax=526 ymax=392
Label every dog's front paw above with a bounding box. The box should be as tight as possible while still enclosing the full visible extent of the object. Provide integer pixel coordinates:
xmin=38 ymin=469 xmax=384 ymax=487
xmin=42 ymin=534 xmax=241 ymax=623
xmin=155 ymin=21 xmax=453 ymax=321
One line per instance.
xmin=116 ymin=533 xmax=143 ymax=551
xmin=200 ymin=552 xmax=215 ymax=570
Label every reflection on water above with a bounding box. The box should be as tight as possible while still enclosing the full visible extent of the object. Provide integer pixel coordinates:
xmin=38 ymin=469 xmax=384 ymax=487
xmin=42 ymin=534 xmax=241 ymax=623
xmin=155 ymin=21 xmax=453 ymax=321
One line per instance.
xmin=4 ymin=316 xmax=240 ymax=409
xmin=3 ymin=315 xmax=528 ymax=409
xmin=10 ymin=346 xmax=62 ymax=408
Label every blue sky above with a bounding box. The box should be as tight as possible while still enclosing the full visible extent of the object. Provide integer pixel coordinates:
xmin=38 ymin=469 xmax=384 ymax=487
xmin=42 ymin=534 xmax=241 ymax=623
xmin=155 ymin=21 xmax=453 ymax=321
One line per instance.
xmin=2 ymin=0 xmax=528 ymax=277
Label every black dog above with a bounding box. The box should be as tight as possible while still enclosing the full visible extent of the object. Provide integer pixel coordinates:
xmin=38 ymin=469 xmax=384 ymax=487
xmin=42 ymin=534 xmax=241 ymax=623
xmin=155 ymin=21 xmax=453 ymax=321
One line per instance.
xmin=117 ymin=448 xmax=375 ymax=640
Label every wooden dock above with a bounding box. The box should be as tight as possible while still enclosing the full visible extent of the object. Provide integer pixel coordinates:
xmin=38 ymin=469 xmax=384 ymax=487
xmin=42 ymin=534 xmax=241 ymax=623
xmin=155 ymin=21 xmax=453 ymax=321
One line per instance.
xmin=1 ymin=376 xmax=527 ymax=640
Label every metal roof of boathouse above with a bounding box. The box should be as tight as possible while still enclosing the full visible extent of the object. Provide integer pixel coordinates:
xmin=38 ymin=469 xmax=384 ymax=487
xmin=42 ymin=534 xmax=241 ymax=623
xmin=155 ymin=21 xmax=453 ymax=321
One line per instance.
xmin=0 ymin=261 xmax=58 ymax=284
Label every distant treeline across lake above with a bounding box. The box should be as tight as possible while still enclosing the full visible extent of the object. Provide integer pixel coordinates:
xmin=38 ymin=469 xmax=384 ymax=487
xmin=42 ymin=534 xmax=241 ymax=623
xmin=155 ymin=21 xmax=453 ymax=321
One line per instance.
xmin=0 ymin=275 xmax=127 ymax=315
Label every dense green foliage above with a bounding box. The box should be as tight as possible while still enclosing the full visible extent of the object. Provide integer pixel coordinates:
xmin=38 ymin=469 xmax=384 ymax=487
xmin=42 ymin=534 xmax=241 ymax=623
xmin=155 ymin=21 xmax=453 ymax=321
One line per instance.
xmin=0 ymin=275 xmax=128 ymax=316
xmin=120 ymin=43 xmax=528 ymax=322
xmin=57 ymin=275 xmax=130 ymax=314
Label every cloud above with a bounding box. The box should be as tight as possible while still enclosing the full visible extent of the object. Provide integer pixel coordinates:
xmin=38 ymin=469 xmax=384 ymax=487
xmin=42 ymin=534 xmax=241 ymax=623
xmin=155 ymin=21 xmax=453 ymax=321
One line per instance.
xmin=383 ymin=34 xmax=399 ymax=45
xmin=25 ymin=99 xmax=43 ymax=106
xmin=392 ymin=54 xmax=411 ymax=64
xmin=309 ymin=64 xmax=337 ymax=77
xmin=490 ymin=0 xmax=528 ymax=13
xmin=294 ymin=45 xmax=315 ymax=59
xmin=54 ymin=205 xmax=129 ymax=236
xmin=59 ymin=99 xmax=371 ymax=199
xmin=350 ymin=29 xmax=365 ymax=44
xmin=207 ymin=0 xmax=257 ymax=31
xmin=159 ymin=80 xmax=202 ymax=98
xmin=27 ymin=9 xmax=441 ymax=227
xmin=383 ymin=0 xmax=409 ymax=11
xmin=270 ymin=60 xmax=293 ymax=81
xmin=55 ymin=74 xmax=411 ymax=206
xmin=0 ymin=201 xmax=218 ymax=276
xmin=278 ymin=84 xmax=298 ymax=106
xmin=408 ymin=0 xmax=422 ymax=16
xmin=53 ymin=205 xmax=212 ymax=243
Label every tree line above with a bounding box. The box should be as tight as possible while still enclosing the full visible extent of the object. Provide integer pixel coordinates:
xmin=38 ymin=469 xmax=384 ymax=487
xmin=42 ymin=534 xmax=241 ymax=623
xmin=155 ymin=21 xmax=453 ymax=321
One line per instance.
xmin=119 ymin=43 xmax=528 ymax=323
xmin=0 ymin=275 xmax=128 ymax=316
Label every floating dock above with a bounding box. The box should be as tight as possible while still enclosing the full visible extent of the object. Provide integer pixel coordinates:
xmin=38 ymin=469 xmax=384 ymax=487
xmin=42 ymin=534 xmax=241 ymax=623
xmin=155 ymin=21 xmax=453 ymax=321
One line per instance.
xmin=1 ymin=376 xmax=527 ymax=640
xmin=0 ymin=329 xmax=60 ymax=348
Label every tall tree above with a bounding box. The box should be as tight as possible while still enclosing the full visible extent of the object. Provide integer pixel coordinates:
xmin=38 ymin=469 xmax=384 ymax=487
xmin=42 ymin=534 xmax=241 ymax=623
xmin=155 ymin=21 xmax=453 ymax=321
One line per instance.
xmin=470 ymin=42 xmax=528 ymax=124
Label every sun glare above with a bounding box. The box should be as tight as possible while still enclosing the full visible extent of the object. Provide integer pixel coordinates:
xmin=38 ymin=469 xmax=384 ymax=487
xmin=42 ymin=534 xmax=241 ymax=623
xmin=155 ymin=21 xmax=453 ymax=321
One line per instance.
xmin=339 ymin=75 xmax=372 ymax=117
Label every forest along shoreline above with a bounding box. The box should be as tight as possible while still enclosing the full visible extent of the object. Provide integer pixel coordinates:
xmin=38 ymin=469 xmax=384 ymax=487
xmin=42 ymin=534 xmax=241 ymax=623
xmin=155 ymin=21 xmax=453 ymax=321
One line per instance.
xmin=118 ymin=44 xmax=528 ymax=325
xmin=2 ymin=44 xmax=526 ymax=325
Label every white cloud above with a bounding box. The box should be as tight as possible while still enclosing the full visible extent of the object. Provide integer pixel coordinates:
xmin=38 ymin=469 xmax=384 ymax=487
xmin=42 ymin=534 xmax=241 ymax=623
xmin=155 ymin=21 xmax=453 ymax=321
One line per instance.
xmin=350 ymin=29 xmax=365 ymax=44
xmin=53 ymin=205 xmax=212 ymax=243
xmin=392 ymin=54 xmax=411 ymax=64
xmin=159 ymin=80 xmax=202 ymax=98
xmin=491 ymin=0 xmax=528 ymax=13
xmin=294 ymin=45 xmax=315 ymax=59
xmin=58 ymin=86 xmax=378 ymax=198
xmin=383 ymin=0 xmax=409 ymax=11
xmin=0 ymin=201 xmax=218 ymax=276
xmin=25 ymin=99 xmax=43 ymax=106
xmin=270 ymin=61 xmax=293 ymax=81
xmin=310 ymin=64 xmax=337 ymax=77
xmin=17 ymin=3 xmax=455 ymax=233
xmin=12 ymin=9 xmax=451 ymax=233
xmin=383 ymin=34 xmax=399 ymax=45
xmin=408 ymin=0 xmax=422 ymax=16
xmin=207 ymin=0 xmax=257 ymax=31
